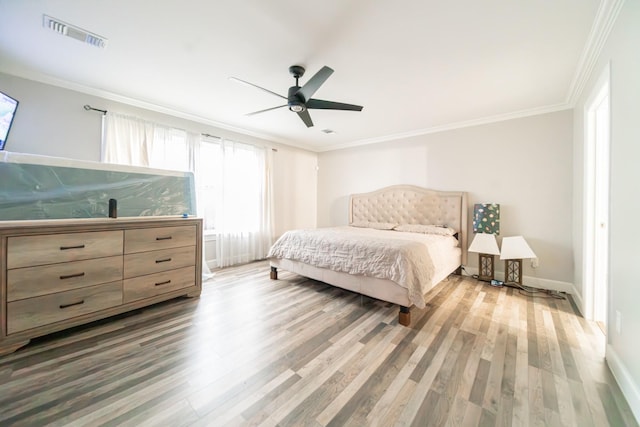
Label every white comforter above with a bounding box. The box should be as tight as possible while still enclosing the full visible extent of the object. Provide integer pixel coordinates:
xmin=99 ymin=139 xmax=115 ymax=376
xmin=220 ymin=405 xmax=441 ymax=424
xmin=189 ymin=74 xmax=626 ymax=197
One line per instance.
xmin=267 ymin=226 xmax=460 ymax=308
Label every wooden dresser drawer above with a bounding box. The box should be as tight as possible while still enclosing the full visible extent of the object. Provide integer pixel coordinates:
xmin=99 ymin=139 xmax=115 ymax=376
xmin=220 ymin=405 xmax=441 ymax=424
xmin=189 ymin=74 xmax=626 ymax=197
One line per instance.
xmin=7 ymin=281 xmax=123 ymax=334
xmin=124 ymin=226 xmax=196 ymax=254
xmin=7 ymin=230 xmax=123 ymax=269
xmin=0 ymin=217 xmax=202 ymax=355
xmin=7 ymin=256 xmax=123 ymax=302
xmin=123 ymin=266 xmax=196 ymax=303
xmin=124 ymin=246 xmax=196 ymax=278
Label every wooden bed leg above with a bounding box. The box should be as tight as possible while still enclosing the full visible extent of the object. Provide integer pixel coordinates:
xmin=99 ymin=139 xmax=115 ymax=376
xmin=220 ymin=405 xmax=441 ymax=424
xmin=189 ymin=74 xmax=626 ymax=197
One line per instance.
xmin=399 ymin=306 xmax=411 ymax=326
xmin=270 ymin=266 xmax=278 ymax=280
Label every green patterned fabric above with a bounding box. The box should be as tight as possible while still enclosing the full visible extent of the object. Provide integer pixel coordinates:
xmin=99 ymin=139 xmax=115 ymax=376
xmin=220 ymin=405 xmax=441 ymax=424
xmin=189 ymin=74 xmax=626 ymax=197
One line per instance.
xmin=472 ymin=203 xmax=500 ymax=235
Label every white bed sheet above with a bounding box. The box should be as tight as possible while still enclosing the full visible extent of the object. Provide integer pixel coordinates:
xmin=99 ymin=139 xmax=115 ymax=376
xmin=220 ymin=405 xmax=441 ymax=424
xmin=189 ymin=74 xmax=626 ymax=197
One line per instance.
xmin=267 ymin=226 xmax=461 ymax=308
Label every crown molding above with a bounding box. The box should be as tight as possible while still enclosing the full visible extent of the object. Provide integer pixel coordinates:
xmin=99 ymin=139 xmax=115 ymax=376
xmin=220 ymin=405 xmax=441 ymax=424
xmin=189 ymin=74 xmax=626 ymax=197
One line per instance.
xmin=566 ymin=0 xmax=626 ymax=106
xmin=3 ymin=0 xmax=624 ymax=155
xmin=318 ymin=102 xmax=572 ymax=153
xmin=0 ymin=66 xmax=320 ymax=151
xmin=323 ymin=0 xmax=626 ymax=153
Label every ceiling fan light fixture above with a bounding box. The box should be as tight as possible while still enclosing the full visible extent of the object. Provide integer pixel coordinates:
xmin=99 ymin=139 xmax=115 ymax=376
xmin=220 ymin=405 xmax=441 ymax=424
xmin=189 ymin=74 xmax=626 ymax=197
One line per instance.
xmin=233 ymin=65 xmax=362 ymax=128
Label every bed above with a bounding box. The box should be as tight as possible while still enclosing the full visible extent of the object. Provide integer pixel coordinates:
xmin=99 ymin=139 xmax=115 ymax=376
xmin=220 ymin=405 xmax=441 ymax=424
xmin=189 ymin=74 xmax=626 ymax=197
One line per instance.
xmin=268 ymin=185 xmax=467 ymax=326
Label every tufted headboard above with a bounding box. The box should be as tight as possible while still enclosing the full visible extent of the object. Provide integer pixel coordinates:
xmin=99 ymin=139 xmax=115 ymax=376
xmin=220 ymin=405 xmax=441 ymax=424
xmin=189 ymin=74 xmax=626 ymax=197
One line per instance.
xmin=349 ymin=185 xmax=468 ymax=264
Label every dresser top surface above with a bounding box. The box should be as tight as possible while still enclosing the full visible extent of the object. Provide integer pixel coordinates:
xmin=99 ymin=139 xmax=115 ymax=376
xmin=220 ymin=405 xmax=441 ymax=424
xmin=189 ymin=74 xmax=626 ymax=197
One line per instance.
xmin=0 ymin=216 xmax=202 ymax=232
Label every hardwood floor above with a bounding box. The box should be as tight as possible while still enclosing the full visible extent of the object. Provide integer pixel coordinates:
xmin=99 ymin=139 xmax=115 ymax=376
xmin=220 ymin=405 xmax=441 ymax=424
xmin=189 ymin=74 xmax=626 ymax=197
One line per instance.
xmin=0 ymin=261 xmax=637 ymax=426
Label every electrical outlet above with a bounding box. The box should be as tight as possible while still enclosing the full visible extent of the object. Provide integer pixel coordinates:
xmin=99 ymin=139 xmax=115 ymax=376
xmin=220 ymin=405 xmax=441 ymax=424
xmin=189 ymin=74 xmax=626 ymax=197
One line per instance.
xmin=616 ymin=311 xmax=622 ymax=334
xmin=531 ymin=258 xmax=539 ymax=268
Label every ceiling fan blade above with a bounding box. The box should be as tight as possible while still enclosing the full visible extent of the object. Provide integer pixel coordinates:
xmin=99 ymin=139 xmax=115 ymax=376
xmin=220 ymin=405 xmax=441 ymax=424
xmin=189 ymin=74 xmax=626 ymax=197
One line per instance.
xmin=246 ymin=105 xmax=287 ymax=116
xmin=297 ymin=66 xmax=334 ymax=102
xmin=229 ymin=77 xmax=287 ymax=100
xmin=297 ymin=109 xmax=314 ymax=127
xmin=306 ymin=98 xmax=363 ymax=111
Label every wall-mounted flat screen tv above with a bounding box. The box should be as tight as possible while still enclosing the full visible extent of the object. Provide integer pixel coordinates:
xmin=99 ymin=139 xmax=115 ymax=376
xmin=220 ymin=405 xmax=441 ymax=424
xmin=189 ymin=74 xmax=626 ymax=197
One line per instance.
xmin=0 ymin=90 xmax=19 ymax=151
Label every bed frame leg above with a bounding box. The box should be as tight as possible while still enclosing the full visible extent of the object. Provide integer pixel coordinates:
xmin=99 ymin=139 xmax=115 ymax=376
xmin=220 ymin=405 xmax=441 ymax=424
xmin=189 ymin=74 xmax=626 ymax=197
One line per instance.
xmin=270 ymin=266 xmax=278 ymax=280
xmin=399 ymin=306 xmax=411 ymax=326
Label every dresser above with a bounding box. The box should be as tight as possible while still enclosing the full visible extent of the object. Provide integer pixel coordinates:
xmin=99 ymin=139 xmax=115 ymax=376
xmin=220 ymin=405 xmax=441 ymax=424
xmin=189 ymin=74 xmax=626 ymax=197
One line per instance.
xmin=0 ymin=216 xmax=202 ymax=355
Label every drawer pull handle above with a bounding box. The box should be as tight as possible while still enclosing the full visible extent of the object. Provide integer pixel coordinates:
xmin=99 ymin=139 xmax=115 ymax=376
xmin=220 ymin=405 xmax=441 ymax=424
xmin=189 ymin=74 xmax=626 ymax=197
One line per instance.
xmin=155 ymin=280 xmax=171 ymax=286
xmin=60 ymin=272 xmax=86 ymax=280
xmin=155 ymin=258 xmax=172 ymax=264
xmin=156 ymin=236 xmax=173 ymax=241
xmin=59 ymin=300 xmax=85 ymax=309
xmin=60 ymin=244 xmax=86 ymax=250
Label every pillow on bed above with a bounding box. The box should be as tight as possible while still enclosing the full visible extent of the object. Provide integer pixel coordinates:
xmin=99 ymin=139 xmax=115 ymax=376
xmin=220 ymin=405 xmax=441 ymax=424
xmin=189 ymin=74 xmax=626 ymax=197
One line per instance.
xmin=393 ymin=224 xmax=456 ymax=236
xmin=350 ymin=221 xmax=398 ymax=230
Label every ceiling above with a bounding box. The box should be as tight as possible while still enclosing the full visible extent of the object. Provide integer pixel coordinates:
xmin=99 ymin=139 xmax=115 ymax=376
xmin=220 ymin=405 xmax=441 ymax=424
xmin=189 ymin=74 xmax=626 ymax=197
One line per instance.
xmin=0 ymin=1 xmax=603 ymax=152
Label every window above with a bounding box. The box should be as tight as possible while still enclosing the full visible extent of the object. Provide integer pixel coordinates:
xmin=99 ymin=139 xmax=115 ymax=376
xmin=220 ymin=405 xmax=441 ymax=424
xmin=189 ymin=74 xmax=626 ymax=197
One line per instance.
xmin=103 ymin=112 xmax=273 ymax=267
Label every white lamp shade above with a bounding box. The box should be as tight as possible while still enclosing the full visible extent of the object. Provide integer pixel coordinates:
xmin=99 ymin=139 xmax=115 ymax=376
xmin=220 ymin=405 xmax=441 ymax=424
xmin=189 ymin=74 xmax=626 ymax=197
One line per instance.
xmin=468 ymin=233 xmax=500 ymax=255
xmin=500 ymin=236 xmax=536 ymax=260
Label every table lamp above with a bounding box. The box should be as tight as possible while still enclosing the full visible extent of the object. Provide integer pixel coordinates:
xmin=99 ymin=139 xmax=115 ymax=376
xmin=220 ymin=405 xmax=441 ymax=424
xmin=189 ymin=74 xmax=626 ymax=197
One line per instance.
xmin=500 ymin=236 xmax=536 ymax=284
xmin=469 ymin=203 xmax=500 ymax=281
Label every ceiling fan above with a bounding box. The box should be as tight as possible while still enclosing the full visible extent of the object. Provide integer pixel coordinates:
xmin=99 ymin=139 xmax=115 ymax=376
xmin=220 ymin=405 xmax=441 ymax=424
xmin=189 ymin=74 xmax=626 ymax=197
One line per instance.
xmin=230 ymin=65 xmax=363 ymax=128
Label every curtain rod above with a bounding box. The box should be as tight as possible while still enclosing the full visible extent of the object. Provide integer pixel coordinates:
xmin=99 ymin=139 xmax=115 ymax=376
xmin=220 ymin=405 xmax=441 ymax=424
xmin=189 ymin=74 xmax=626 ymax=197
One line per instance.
xmin=84 ymin=104 xmax=107 ymax=115
xmin=100 ymin=112 xmax=277 ymax=152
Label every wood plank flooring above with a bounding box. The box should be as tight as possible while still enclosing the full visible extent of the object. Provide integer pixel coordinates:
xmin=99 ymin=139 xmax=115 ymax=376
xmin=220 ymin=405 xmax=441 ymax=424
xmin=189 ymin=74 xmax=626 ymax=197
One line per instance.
xmin=0 ymin=260 xmax=637 ymax=426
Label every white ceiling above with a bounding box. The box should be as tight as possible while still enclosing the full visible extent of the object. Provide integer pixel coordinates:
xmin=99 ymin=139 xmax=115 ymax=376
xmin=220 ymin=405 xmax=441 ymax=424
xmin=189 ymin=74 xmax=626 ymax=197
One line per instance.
xmin=0 ymin=1 xmax=603 ymax=152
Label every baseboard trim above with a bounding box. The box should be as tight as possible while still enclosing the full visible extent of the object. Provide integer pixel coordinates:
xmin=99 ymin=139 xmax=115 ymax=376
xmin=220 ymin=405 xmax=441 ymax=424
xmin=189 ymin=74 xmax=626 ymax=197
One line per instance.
xmin=519 ymin=275 xmax=574 ymax=294
xmin=569 ymin=283 xmax=585 ymax=316
xmin=606 ymin=345 xmax=640 ymax=424
xmin=461 ymin=266 xmax=574 ymax=294
xmin=462 ymin=265 xmax=638 ymax=423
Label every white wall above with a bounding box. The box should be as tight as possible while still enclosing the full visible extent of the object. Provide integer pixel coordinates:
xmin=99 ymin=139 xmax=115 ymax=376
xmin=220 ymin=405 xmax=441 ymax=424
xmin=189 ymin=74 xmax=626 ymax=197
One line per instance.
xmin=318 ymin=110 xmax=574 ymax=284
xmin=0 ymin=72 xmax=318 ymax=240
xmin=0 ymin=73 xmax=103 ymax=160
xmin=573 ymin=0 xmax=640 ymax=420
xmin=272 ymin=147 xmax=318 ymax=235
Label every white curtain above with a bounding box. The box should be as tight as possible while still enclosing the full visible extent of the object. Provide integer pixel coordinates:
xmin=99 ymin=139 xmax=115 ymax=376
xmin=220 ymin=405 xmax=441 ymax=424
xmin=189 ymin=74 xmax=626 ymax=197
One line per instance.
xmin=103 ymin=113 xmax=154 ymax=166
xmin=102 ymin=112 xmax=274 ymax=269
xmin=209 ymin=139 xmax=274 ymax=267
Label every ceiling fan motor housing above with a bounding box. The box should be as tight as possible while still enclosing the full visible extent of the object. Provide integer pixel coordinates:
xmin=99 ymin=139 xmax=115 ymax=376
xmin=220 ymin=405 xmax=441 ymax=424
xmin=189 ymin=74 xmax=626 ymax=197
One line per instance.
xmin=234 ymin=64 xmax=362 ymax=127
xmin=287 ymin=86 xmax=305 ymax=112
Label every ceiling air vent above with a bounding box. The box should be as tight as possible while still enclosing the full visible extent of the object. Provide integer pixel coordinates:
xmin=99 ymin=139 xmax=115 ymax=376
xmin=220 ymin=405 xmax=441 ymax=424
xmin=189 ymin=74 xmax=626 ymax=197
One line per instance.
xmin=43 ymin=15 xmax=107 ymax=48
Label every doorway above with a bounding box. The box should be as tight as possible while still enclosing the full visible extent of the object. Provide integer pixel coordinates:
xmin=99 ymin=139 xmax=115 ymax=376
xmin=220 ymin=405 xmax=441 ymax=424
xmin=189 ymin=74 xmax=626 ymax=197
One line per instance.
xmin=584 ymin=64 xmax=610 ymax=333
